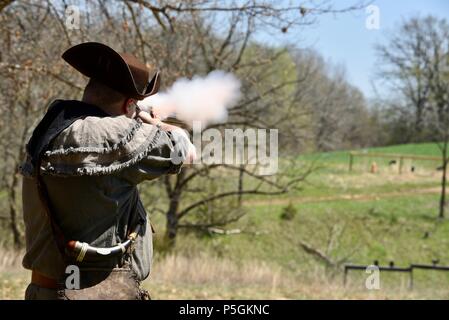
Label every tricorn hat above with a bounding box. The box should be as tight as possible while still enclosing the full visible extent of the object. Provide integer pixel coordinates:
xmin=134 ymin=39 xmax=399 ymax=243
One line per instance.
xmin=62 ymin=42 xmax=160 ymax=100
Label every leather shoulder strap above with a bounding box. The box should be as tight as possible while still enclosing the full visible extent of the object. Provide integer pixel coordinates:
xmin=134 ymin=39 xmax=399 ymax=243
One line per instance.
xmin=35 ymin=162 xmax=68 ymax=259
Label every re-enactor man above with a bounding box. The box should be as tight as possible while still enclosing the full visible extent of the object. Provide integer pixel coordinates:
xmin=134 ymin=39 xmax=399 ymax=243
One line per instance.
xmin=20 ymin=42 xmax=195 ymax=300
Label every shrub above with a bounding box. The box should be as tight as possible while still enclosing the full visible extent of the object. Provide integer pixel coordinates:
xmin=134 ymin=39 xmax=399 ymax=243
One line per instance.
xmin=280 ymin=203 xmax=297 ymax=221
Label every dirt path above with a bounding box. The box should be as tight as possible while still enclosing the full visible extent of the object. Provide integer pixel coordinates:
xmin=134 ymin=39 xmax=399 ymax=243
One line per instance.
xmin=244 ymin=187 xmax=441 ymax=206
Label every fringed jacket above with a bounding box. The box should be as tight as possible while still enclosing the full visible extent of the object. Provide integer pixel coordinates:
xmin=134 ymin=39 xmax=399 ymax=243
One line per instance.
xmin=20 ymin=100 xmax=189 ymax=280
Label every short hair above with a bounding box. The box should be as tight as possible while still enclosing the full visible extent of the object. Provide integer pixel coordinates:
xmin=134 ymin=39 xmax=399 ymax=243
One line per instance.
xmin=83 ymin=78 xmax=128 ymax=107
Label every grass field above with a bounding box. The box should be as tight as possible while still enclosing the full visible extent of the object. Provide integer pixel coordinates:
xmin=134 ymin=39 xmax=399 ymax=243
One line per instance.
xmin=2 ymin=142 xmax=449 ymax=299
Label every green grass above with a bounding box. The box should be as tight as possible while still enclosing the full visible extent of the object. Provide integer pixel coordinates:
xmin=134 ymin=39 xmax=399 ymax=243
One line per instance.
xmin=147 ymin=190 xmax=449 ymax=298
xmin=148 ymin=142 xmax=449 ymax=298
xmin=167 ymin=193 xmax=446 ymax=269
xmin=301 ymin=142 xmax=445 ymax=163
xmin=366 ymin=142 xmax=446 ymax=157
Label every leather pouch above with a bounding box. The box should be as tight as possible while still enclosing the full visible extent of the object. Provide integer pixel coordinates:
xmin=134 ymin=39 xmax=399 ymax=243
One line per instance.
xmin=58 ymin=267 xmax=150 ymax=300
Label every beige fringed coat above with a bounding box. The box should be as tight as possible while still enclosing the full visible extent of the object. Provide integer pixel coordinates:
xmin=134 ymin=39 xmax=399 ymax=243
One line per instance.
xmin=21 ymin=103 xmax=189 ymax=280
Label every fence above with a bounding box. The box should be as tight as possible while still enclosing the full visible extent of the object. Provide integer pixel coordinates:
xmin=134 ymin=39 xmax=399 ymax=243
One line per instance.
xmin=348 ymin=152 xmax=441 ymax=174
xmin=344 ymin=261 xmax=449 ymax=289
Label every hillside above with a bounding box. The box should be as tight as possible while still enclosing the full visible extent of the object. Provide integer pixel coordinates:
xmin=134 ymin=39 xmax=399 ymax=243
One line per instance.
xmin=2 ymin=142 xmax=449 ymax=299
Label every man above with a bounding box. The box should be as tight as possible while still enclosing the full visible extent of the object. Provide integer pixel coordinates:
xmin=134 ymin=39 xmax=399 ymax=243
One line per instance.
xmin=20 ymin=42 xmax=194 ymax=300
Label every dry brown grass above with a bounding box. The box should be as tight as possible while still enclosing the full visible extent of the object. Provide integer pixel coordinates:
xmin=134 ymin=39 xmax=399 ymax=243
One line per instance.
xmin=144 ymin=253 xmax=449 ymax=299
xmin=151 ymin=253 xmax=283 ymax=287
xmin=146 ymin=253 xmax=289 ymax=299
xmin=0 ymin=246 xmax=23 ymax=272
xmin=0 ymin=247 xmax=28 ymax=300
xmin=328 ymin=168 xmax=440 ymax=190
xmin=2 ymin=249 xmax=449 ymax=299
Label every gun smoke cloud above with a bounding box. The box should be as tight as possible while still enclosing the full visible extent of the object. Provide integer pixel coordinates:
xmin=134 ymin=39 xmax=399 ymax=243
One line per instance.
xmin=137 ymin=70 xmax=241 ymax=126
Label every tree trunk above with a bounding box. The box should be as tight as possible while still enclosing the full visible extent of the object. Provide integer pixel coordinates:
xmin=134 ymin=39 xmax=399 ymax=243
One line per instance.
xmin=8 ymin=169 xmax=22 ymax=248
xmin=165 ymin=192 xmax=180 ymax=245
xmin=237 ymin=165 xmax=244 ymax=206
xmin=439 ymin=141 xmax=448 ymax=219
xmin=414 ymin=102 xmax=424 ymax=139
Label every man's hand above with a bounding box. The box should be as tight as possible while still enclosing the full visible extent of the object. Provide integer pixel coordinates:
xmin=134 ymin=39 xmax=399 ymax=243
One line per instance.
xmin=137 ymin=110 xmax=197 ymax=164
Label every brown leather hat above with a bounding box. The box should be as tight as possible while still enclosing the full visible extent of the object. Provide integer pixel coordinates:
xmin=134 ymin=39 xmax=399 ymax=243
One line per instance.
xmin=62 ymin=42 xmax=160 ymax=100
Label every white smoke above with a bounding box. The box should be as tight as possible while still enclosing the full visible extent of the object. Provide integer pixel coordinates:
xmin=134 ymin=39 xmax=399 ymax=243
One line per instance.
xmin=137 ymin=70 xmax=241 ymax=126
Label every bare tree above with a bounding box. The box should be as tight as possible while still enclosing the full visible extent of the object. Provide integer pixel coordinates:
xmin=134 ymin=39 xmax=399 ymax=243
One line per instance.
xmin=426 ymin=20 xmax=449 ymax=218
xmin=376 ymin=16 xmax=449 ymax=218
xmin=376 ymin=17 xmax=437 ymax=140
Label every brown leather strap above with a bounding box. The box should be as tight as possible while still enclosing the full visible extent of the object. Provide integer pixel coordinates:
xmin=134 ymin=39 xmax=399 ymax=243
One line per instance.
xmin=31 ymin=270 xmax=59 ymax=290
xmin=36 ymin=162 xmax=68 ymax=261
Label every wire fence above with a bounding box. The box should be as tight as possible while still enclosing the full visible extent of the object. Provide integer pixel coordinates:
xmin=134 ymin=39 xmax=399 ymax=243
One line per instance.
xmin=344 ymin=261 xmax=449 ymax=289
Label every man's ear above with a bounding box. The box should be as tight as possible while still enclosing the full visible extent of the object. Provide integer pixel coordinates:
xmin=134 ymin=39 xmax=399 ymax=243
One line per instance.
xmin=122 ymin=98 xmax=134 ymax=115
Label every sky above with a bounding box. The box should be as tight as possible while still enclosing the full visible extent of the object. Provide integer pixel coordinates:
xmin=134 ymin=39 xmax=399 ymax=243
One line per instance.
xmin=266 ymin=0 xmax=449 ymax=100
